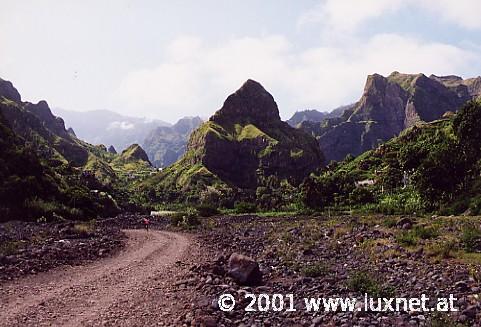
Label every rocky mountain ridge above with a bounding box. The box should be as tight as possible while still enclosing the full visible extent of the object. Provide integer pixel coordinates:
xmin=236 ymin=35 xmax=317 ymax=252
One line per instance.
xmin=143 ymin=116 xmax=203 ymax=167
xmin=0 ymin=77 xmax=152 ymax=221
xmin=144 ymin=79 xmax=323 ymax=202
xmin=300 ymin=72 xmax=481 ymax=162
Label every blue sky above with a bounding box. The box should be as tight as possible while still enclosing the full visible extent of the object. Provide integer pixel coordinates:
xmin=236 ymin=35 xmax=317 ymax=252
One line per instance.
xmin=1 ymin=0 xmax=481 ymax=123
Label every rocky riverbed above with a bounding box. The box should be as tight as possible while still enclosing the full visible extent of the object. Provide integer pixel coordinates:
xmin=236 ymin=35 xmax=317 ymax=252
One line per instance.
xmin=178 ymin=214 xmax=481 ymax=326
xmin=0 ymin=220 xmax=125 ymax=282
xmin=2 ymin=213 xmax=480 ymax=326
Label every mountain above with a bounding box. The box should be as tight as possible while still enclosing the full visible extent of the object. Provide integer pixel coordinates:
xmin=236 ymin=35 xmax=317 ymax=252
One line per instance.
xmin=142 ymin=116 xmax=203 ymax=167
xmin=0 ymin=77 xmax=152 ymax=221
xmin=119 ymin=144 xmax=151 ymax=165
xmin=143 ymin=79 xmax=323 ymax=202
xmin=300 ymin=72 xmax=481 ymax=162
xmin=287 ymin=105 xmax=349 ymax=127
xmin=301 ymin=99 xmax=481 ymax=215
xmin=53 ymin=108 xmax=170 ymax=152
xmin=0 ymin=106 xmax=65 ymax=221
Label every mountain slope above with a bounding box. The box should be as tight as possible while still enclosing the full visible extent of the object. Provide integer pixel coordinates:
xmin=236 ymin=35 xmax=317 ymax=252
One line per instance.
xmin=301 ymin=99 xmax=481 ymax=214
xmin=142 ymin=116 xmax=203 ymax=167
xmin=142 ymin=79 xmax=323 ymax=203
xmin=0 ymin=77 xmax=153 ymax=220
xmin=301 ymin=72 xmax=481 ymax=162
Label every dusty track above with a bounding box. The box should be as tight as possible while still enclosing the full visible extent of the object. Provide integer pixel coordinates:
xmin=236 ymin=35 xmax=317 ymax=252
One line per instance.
xmin=0 ymin=230 xmax=192 ymax=326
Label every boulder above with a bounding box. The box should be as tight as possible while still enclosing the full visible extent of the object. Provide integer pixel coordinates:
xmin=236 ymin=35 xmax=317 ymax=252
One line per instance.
xmin=227 ymin=253 xmax=262 ymax=286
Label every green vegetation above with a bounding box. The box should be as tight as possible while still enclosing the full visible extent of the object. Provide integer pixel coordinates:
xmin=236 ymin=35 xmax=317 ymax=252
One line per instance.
xmin=347 ymin=270 xmax=394 ymax=298
xmin=460 ymin=223 xmax=481 ymax=252
xmin=195 ymin=203 xmax=220 ymax=217
xmin=301 ymin=100 xmax=481 ymax=216
xmin=396 ymin=225 xmax=439 ymax=246
xmin=300 ymin=262 xmax=328 ymax=278
xmin=169 ymin=209 xmax=201 ymax=229
xmin=233 ymin=201 xmax=258 ymax=214
xmin=0 ymin=90 xmax=156 ymax=222
xmin=426 ymin=239 xmax=457 ymax=259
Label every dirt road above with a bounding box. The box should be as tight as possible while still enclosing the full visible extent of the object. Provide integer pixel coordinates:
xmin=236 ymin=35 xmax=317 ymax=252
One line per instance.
xmin=0 ymin=230 xmax=193 ymax=326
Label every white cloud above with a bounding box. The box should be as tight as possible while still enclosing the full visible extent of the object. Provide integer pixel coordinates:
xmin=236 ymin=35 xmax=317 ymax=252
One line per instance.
xmin=298 ymin=0 xmax=403 ymax=32
xmin=107 ymin=121 xmax=135 ymax=130
xmin=419 ymin=0 xmax=481 ymax=29
xmin=299 ymin=0 xmax=481 ymax=32
xmin=115 ymin=33 xmax=477 ymax=120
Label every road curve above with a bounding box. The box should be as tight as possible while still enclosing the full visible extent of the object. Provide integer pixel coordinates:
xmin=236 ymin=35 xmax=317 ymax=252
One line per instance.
xmin=0 ymin=230 xmax=191 ymax=326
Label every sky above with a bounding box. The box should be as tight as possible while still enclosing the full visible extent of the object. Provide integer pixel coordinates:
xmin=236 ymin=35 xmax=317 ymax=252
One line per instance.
xmin=1 ymin=0 xmax=481 ymax=123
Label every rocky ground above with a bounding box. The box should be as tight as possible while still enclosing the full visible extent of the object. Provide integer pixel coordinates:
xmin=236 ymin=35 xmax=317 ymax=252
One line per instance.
xmin=180 ymin=214 xmax=481 ymax=326
xmin=0 ymin=220 xmax=125 ymax=282
xmin=1 ymin=213 xmax=480 ymax=326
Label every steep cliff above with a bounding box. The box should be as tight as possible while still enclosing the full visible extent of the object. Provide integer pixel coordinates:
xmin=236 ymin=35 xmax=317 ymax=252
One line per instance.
xmin=147 ymin=79 xmax=323 ymax=194
xmin=302 ymin=72 xmax=481 ymax=162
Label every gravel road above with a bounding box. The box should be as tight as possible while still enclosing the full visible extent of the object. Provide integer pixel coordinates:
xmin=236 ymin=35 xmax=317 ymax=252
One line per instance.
xmin=0 ymin=230 xmax=192 ymax=326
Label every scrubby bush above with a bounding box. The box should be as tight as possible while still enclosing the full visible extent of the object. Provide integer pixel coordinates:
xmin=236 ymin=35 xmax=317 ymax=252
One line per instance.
xmin=396 ymin=225 xmax=438 ymax=246
xmin=169 ymin=213 xmax=184 ymax=227
xmin=378 ymin=189 xmax=425 ymax=215
xmin=460 ymin=223 xmax=481 ymax=252
xmin=412 ymin=225 xmax=439 ymax=239
xmin=346 ymin=270 xmax=393 ymax=298
xmin=469 ymin=195 xmax=481 ymax=215
xmin=183 ymin=214 xmax=200 ymax=227
xmin=396 ymin=231 xmax=418 ymax=246
xmin=195 ymin=203 xmax=219 ymax=217
xmin=169 ymin=208 xmax=200 ymax=228
xmin=426 ymin=239 xmax=457 ymax=259
xmin=349 ymin=187 xmax=375 ymax=205
xmin=234 ymin=201 xmax=257 ymax=214
xmin=300 ymin=262 xmax=328 ymax=278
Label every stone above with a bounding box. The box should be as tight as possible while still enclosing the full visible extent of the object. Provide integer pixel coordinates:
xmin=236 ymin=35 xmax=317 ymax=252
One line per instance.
xmin=227 ymin=253 xmax=262 ymax=286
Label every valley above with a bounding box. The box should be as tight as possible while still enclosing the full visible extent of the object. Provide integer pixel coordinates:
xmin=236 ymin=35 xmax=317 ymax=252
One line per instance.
xmin=1 ymin=73 xmax=481 ymax=326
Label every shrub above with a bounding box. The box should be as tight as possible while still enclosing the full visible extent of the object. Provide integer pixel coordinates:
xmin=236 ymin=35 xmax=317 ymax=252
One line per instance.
xmin=0 ymin=241 xmax=22 ymax=256
xmin=412 ymin=225 xmax=438 ymax=239
xmin=429 ymin=312 xmax=464 ymax=327
xmin=169 ymin=213 xmax=184 ymax=227
xmin=300 ymin=262 xmax=328 ymax=278
xmin=377 ymin=189 xmax=425 ymax=215
xmin=382 ymin=217 xmax=398 ymax=228
xmin=169 ymin=208 xmax=200 ymax=228
xmin=460 ymin=224 xmax=481 ymax=252
xmin=73 ymin=221 xmax=96 ymax=238
xmin=469 ymin=196 xmax=481 ymax=215
xmin=234 ymin=201 xmax=257 ymax=214
xmin=396 ymin=231 xmax=418 ymax=246
xmin=346 ymin=270 xmax=393 ymax=298
xmin=183 ymin=213 xmax=200 ymax=227
xmin=349 ymin=187 xmax=375 ymax=205
xmin=195 ymin=203 xmax=219 ymax=217
xmin=396 ymin=225 xmax=438 ymax=246
xmin=426 ymin=239 xmax=457 ymax=259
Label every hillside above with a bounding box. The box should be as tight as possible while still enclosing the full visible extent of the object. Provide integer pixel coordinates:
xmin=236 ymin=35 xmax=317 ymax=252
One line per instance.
xmin=141 ymin=79 xmax=323 ymax=205
xmin=143 ymin=116 xmax=203 ymax=167
xmin=0 ymin=78 xmax=153 ymax=221
xmin=302 ymin=99 xmax=481 ymax=215
xmin=300 ymin=72 xmax=481 ymax=162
